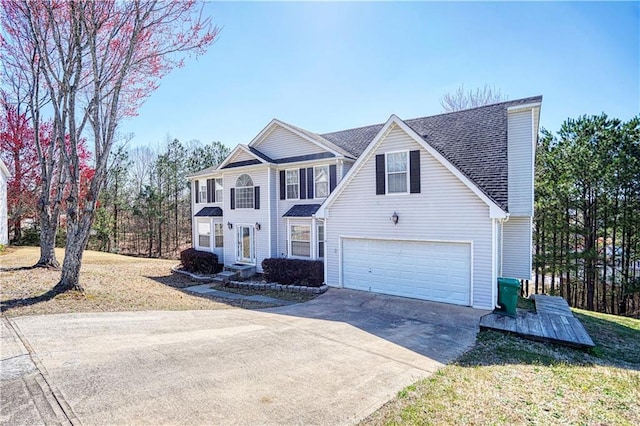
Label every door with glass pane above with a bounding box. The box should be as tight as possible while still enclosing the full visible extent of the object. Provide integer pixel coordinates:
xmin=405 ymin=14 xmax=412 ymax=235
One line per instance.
xmin=236 ymin=225 xmax=254 ymax=264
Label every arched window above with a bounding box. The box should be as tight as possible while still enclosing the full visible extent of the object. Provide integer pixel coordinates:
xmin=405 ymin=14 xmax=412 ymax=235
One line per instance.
xmin=235 ymin=174 xmax=254 ymax=208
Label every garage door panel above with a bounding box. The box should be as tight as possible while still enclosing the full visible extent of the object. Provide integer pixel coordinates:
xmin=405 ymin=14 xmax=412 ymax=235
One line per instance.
xmin=342 ymin=239 xmax=471 ymax=306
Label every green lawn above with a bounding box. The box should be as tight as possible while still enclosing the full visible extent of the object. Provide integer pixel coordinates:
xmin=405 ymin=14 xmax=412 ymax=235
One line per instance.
xmin=363 ymin=309 xmax=640 ymax=425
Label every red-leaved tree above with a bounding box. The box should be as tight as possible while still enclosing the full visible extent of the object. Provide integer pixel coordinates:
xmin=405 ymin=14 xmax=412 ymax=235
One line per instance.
xmin=1 ymin=0 xmax=218 ymax=292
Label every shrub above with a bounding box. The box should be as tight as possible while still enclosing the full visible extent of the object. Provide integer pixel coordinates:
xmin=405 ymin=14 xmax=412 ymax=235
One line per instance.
xmin=261 ymin=258 xmax=324 ymax=287
xmin=180 ymin=248 xmax=222 ymax=274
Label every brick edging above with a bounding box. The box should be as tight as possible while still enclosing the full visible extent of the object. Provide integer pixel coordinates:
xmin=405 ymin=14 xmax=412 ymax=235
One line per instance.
xmin=171 ymin=264 xmax=329 ymax=294
xmin=226 ymin=280 xmax=329 ymax=295
xmin=171 ymin=265 xmax=216 ymax=282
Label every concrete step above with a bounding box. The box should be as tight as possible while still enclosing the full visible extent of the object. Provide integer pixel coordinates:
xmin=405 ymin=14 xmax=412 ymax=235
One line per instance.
xmin=224 ymin=264 xmax=256 ymax=279
xmin=213 ymin=271 xmax=238 ymax=284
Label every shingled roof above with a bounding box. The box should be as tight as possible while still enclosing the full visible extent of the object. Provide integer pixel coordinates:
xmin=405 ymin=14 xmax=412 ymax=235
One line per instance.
xmin=321 ymin=96 xmax=542 ymax=211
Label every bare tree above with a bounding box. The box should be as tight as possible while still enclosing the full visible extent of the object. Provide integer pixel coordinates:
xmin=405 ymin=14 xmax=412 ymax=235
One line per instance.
xmin=1 ymin=0 xmax=218 ymax=292
xmin=440 ymin=84 xmax=508 ymax=112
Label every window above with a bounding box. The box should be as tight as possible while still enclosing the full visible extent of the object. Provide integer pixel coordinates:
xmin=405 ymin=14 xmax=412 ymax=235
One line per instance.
xmin=215 ymin=178 xmax=223 ymax=202
xmin=317 ymin=222 xmax=325 ymax=259
xmin=290 ymin=225 xmax=310 ymax=257
xmin=214 ymin=223 xmax=224 ymax=248
xmin=197 ymin=220 xmax=211 ymax=248
xmin=235 ymin=174 xmax=254 ymax=208
xmin=199 ymin=183 xmax=207 ymax=203
xmin=386 ymin=152 xmax=408 ymax=193
xmin=314 ymin=166 xmax=329 ymax=198
xmin=286 ymin=170 xmax=299 ymax=199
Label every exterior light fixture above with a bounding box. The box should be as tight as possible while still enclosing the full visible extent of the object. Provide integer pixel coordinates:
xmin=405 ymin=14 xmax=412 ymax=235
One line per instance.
xmin=391 ymin=212 xmax=399 ymax=225
xmin=255 ymin=222 xmax=261 ymax=231
xmin=227 ymin=222 xmax=233 ymax=230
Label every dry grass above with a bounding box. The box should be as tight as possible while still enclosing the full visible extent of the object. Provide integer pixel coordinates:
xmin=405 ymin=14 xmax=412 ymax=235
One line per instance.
xmin=363 ymin=310 xmax=640 ymax=426
xmin=1 ymin=246 xmax=231 ymax=317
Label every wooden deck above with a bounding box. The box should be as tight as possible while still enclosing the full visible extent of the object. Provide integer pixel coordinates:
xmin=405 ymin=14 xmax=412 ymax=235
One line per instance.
xmin=479 ymin=295 xmax=595 ymax=348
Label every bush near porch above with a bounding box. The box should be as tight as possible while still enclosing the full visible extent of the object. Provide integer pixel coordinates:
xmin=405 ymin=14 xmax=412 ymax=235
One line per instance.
xmin=261 ymin=258 xmax=324 ymax=287
xmin=180 ymin=249 xmax=223 ymax=275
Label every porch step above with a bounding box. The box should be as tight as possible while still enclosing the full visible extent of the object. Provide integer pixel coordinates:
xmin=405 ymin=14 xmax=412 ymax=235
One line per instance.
xmin=224 ymin=264 xmax=256 ymax=279
xmin=212 ymin=271 xmax=238 ymax=284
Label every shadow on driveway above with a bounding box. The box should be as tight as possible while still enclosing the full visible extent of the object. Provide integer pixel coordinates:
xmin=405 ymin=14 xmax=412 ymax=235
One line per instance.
xmin=264 ymin=288 xmax=487 ymax=365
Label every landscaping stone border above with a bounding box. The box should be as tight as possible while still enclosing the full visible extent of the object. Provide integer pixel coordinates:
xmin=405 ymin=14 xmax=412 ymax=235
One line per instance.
xmin=225 ymin=280 xmax=329 ymax=295
xmin=172 ymin=264 xmax=329 ymax=295
xmin=171 ymin=265 xmax=215 ymax=282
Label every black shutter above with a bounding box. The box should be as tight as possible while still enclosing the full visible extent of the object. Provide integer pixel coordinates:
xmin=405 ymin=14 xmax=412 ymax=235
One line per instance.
xmin=306 ymin=168 xmax=314 ymax=199
xmin=299 ymin=168 xmax=307 ymax=199
xmin=230 ymin=188 xmax=235 ymax=210
xmin=254 ymin=186 xmax=260 ymax=209
xmin=206 ymin=179 xmax=213 ymax=203
xmin=375 ymin=154 xmax=385 ymax=195
xmin=329 ymin=164 xmax=337 ymax=192
xmin=279 ymin=170 xmax=286 ymax=200
xmin=410 ymin=150 xmax=421 ymax=194
xmin=194 ymin=180 xmax=199 ymax=203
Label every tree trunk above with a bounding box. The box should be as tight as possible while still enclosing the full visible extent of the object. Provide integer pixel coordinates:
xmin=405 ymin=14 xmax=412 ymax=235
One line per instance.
xmin=35 ymin=207 xmax=60 ymax=268
xmin=55 ymin=216 xmax=92 ymax=293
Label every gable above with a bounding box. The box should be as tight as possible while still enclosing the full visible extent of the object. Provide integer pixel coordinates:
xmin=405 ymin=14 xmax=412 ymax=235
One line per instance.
xmin=319 ymin=117 xmax=506 ymax=219
xmin=253 ymin=126 xmax=328 ymax=160
xmin=228 ymin=148 xmax=257 ymax=164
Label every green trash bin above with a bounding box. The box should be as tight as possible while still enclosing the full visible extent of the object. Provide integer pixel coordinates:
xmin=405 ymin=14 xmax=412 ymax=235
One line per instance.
xmin=497 ymin=277 xmax=520 ymax=317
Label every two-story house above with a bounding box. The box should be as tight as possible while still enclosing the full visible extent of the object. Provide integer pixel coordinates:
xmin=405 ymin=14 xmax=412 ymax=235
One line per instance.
xmin=188 ymin=96 xmax=542 ymax=310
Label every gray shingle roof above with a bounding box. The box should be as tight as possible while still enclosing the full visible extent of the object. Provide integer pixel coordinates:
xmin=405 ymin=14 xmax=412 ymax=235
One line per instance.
xmin=321 ymin=96 xmax=542 ymax=211
xmin=194 ymin=207 xmax=223 ymax=217
xmin=283 ymin=204 xmax=322 ymax=217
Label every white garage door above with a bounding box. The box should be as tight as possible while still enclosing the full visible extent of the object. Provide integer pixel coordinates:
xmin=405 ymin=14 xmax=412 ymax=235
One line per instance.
xmin=342 ymin=238 xmax=471 ymax=306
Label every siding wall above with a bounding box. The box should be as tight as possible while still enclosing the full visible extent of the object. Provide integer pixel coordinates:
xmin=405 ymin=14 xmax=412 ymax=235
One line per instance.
xmin=325 ymin=124 xmax=495 ymax=309
xmin=221 ymin=168 xmax=271 ymax=272
xmin=275 ymin=160 xmax=340 ymax=257
xmin=254 ymin=126 xmax=326 ymax=160
xmin=229 ymin=149 xmax=257 ymax=163
xmin=507 ymin=110 xmax=534 ymax=216
xmin=502 ymin=216 xmax=533 ymax=280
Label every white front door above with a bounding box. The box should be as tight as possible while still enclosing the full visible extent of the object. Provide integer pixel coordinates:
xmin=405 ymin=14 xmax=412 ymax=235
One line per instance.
xmin=236 ymin=225 xmax=255 ymax=264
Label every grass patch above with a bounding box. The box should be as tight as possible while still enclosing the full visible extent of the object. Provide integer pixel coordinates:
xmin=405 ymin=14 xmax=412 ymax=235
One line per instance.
xmin=1 ymin=246 xmax=231 ymax=317
xmin=517 ymin=296 xmax=535 ymax=311
xmin=219 ymin=285 xmax=317 ymax=303
xmin=362 ymin=310 xmax=640 ymax=425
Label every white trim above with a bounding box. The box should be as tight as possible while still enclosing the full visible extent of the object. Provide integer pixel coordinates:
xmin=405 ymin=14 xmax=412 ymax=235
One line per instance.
xmin=267 ymin=169 xmax=272 ymax=257
xmin=313 ymin=165 xmax=329 ymax=200
xmin=217 ymin=144 xmax=268 ymax=170
xmin=491 ymin=218 xmax=497 ymax=308
xmin=338 ymin=236 xmax=474 ymax=307
xmin=195 ymin=218 xmax=212 ymax=251
xmin=285 ymin=168 xmax=300 ymax=200
xmin=507 ymin=102 xmax=542 ymax=112
xmin=316 ymin=115 xmax=508 ymax=219
xmin=235 ymin=224 xmax=256 ymax=265
xmin=288 ymin=221 xmax=312 ymax=259
xmin=384 ymin=150 xmax=410 ymax=195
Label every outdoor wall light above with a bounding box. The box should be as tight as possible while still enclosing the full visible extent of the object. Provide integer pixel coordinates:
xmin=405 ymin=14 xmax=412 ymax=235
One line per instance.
xmin=391 ymin=212 xmax=399 ymax=225
xmin=255 ymin=222 xmax=261 ymax=231
xmin=227 ymin=222 xmax=233 ymax=230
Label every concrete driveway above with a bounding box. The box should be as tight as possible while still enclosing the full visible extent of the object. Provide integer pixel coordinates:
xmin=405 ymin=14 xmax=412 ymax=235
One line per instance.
xmin=2 ymin=289 xmax=486 ymax=425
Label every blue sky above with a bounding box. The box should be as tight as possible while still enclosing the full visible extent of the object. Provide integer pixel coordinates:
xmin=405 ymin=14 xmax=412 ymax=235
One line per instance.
xmin=119 ymin=1 xmax=639 ymax=149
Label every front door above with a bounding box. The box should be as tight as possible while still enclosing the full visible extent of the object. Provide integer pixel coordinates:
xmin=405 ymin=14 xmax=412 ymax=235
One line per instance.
xmin=236 ymin=225 xmax=255 ymax=264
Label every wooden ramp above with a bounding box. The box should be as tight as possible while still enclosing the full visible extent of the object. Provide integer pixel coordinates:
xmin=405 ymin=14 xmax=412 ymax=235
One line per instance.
xmin=479 ymin=295 xmax=595 ymax=348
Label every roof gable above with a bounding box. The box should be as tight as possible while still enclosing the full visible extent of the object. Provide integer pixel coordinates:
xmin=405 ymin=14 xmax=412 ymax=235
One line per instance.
xmin=321 ymin=96 xmax=542 ymax=211
xmin=216 ymin=145 xmax=268 ymax=170
xmin=318 ymin=115 xmax=508 ymax=219
xmin=249 ymin=119 xmax=352 ymax=160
